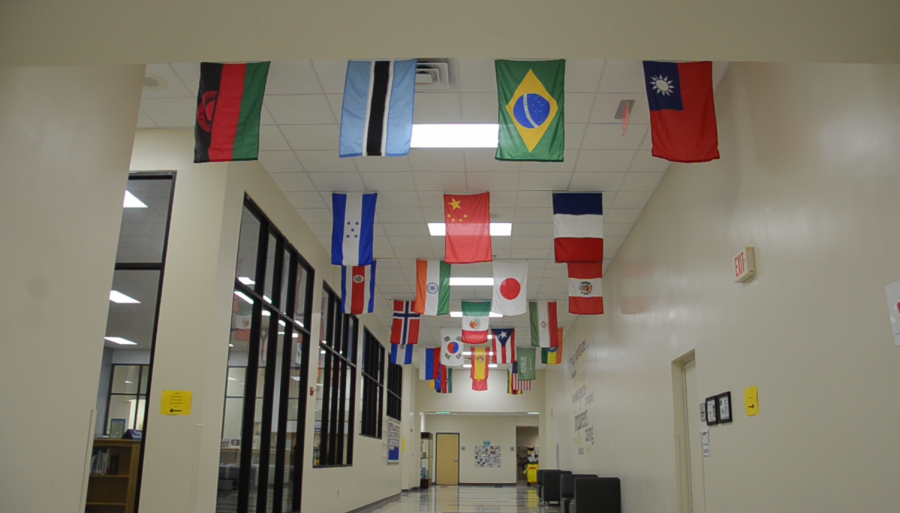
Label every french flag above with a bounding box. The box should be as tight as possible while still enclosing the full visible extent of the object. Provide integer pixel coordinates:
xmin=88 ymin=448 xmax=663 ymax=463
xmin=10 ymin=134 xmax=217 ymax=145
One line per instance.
xmin=332 ymin=193 xmax=377 ymax=266
xmin=340 ymin=262 xmax=376 ymax=314
xmin=552 ymin=193 xmax=603 ymax=263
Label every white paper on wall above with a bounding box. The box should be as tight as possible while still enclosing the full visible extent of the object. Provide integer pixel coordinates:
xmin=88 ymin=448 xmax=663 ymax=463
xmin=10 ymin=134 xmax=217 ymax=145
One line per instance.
xmin=884 ymin=280 xmax=900 ymax=346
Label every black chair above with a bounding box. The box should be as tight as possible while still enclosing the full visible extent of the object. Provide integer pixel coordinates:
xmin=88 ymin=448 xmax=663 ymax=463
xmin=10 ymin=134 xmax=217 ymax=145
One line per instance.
xmin=541 ymin=469 xmax=572 ymax=506
xmin=574 ymin=477 xmax=620 ymax=513
xmin=535 ymin=469 xmax=554 ymax=505
xmin=561 ymin=474 xmax=596 ymax=513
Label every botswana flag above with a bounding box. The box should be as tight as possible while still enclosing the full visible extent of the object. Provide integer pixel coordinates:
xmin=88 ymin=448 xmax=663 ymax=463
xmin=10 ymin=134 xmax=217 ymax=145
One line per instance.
xmin=194 ymin=62 xmax=270 ymax=163
xmin=339 ymin=59 xmax=416 ymax=157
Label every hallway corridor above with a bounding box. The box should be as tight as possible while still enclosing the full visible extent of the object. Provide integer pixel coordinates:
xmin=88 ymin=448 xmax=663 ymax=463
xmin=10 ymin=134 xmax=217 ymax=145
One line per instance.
xmin=364 ymin=485 xmax=553 ymax=513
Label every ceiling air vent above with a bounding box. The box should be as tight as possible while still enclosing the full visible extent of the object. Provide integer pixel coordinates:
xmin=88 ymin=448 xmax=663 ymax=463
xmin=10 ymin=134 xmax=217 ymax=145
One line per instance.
xmin=416 ymin=60 xmax=451 ymax=91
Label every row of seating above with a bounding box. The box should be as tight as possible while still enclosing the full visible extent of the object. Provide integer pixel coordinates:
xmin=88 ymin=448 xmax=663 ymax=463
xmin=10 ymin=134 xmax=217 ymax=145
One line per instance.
xmin=535 ymin=469 xmax=620 ymax=513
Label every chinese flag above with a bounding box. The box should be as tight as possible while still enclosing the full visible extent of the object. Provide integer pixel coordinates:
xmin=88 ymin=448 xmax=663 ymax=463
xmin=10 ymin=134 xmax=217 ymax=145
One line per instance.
xmin=444 ymin=193 xmax=492 ymax=264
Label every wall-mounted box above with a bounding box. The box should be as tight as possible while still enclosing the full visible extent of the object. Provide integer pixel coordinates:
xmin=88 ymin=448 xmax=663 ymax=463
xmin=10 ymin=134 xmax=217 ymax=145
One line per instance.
xmin=734 ymin=247 xmax=756 ymax=283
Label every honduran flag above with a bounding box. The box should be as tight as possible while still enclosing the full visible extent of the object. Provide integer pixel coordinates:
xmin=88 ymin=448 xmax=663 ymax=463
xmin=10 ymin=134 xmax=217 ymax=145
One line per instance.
xmin=567 ymin=263 xmax=604 ymax=315
xmin=530 ymin=301 xmax=559 ymax=348
xmin=194 ymin=62 xmax=270 ymax=163
xmin=414 ymin=260 xmax=451 ymax=316
xmin=552 ymin=193 xmax=603 ymax=263
xmin=642 ymin=61 xmax=719 ymax=163
xmin=340 ymin=262 xmax=376 ymax=314
xmin=491 ymin=328 xmax=516 ymax=364
xmin=339 ymin=59 xmax=417 ymax=158
xmin=391 ymin=300 xmax=420 ymax=345
xmin=390 ymin=344 xmax=414 ymax=365
xmin=331 ymin=193 xmax=377 ymax=266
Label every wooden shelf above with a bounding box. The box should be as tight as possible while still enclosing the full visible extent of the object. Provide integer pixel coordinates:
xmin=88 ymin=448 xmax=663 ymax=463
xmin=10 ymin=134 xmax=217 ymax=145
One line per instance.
xmin=85 ymin=440 xmax=141 ymax=513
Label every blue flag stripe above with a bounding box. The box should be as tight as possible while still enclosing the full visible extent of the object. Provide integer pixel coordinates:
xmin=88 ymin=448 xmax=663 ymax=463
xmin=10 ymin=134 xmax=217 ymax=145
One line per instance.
xmin=384 ymin=59 xmax=416 ymax=157
xmin=552 ymin=192 xmax=603 ymax=216
xmin=331 ymin=193 xmax=347 ymax=264
xmin=338 ymin=61 xmax=371 ymax=157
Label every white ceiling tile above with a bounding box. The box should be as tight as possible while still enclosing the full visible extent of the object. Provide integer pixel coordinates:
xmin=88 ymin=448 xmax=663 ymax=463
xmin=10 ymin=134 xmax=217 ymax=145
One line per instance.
xmin=488 ymin=207 xmax=516 ymax=223
xmin=393 ymin=248 xmax=434 ymax=259
xmin=136 ymin=109 xmax=157 ymax=128
xmin=312 ymin=60 xmax=347 ymax=93
xmin=386 ymin=236 xmax=431 ymax=248
xmin=140 ymin=98 xmax=195 ymax=128
xmin=566 ymin=124 xmax=586 ymax=149
xmin=297 ymin=208 xmax=333 ymax=224
xmin=492 ymin=247 xmax=512 ymax=260
xmin=270 ymin=173 xmax=315 ymax=193
xmin=266 ymin=61 xmax=322 ymax=94
xmin=611 ymin=191 xmax=653 ymax=209
xmin=170 ymin=62 xmax=200 ymax=96
xmin=519 ymin=150 xmax=578 ymax=172
xmin=415 ymin=172 xmax=467 ymax=191
xmin=376 ymin=268 xmax=407 ymax=279
xmin=575 ymin=150 xmax=635 ymax=172
xmin=511 ymin=248 xmax=552 ymax=259
xmin=422 ymin=208 xmax=444 ymax=222
xmin=605 ymin=236 xmax=626 ymax=249
xmin=628 ymin=151 xmax=671 ymax=173
xmin=280 ymin=124 xmax=340 ymax=151
xmin=518 ymin=172 xmax=572 ymax=191
xmin=489 ymin=191 xmax=518 ymax=208
xmin=568 ymin=172 xmax=626 ymax=191
xmin=305 ymin=223 xmax=332 ymax=237
xmin=620 ymin=172 xmax=665 ymax=192
xmin=604 ymin=208 xmax=643 ymax=224
xmin=378 ymin=209 xmax=425 ymax=223
xmin=376 ymin=191 xmax=421 ymax=209
xmin=603 ymin=223 xmax=633 ymax=237
xmin=143 ymin=64 xmax=193 ymax=98
xmin=326 ymin=94 xmax=344 ymax=122
xmin=490 ymin=236 xmax=511 ymax=249
xmin=512 ymin=224 xmax=553 ymax=237
xmin=259 ymin=125 xmax=291 ymax=151
xmin=712 ymin=61 xmax=731 ymax=90
xmin=581 ymin=124 xmax=648 ymax=150
xmin=418 ymin=191 xmax=444 ymax=206
xmin=457 ymin=58 xmax=497 ymax=93
xmin=565 ymin=93 xmax=595 ymax=124
xmin=362 ymin=172 xmax=418 ymax=191
xmin=512 ymin=237 xmax=550 ymax=248
xmin=566 ymin=59 xmax=605 ymax=92
xmin=590 ymin=94 xmax=650 ymax=125
xmin=295 ymin=150 xmax=358 ymax=172
xmin=598 ymin=60 xmax=647 ymax=93
xmin=460 ymin=93 xmax=498 ymax=123
xmin=515 ymin=191 xmax=552 ymax=208
xmin=464 ymin=149 xmax=520 ymax=172
xmin=283 ymin=191 xmax=325 ymax=208
xmin=355 ymin=157 xmax=412 ymax=172
xmin=308 ymin=172 xmax=365 ymax=191
xmin=514 ymin=208 xmax=553 ymax=223
xmin=265 ymin=95 xmax=336 ymax=124
xmin=260 ymin=106 xmax=276 ymax=125
xmin=465 ymin=172 xmax=519 ymax=191
xmin=374 ymin=247 xmax=395 ymax=259
xmin=378 ymin=285 xmax=414 ymax=295
xmin=408 ymin=149 xmax=466 ymax=171
xmin=376 ymin=259 xmax=402 ymax=269
xmin=384 ymin=223 xmax=429 ymax=237
xmin=413 ymin=93 xmax=461 ymax=123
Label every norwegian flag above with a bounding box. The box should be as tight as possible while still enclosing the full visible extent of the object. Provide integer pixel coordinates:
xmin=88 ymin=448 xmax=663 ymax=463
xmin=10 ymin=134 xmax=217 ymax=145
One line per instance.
xmin=390 ymin=300 xmax=420 ymax=345
xmin=491 ymin=328 xmax=516 ymax=364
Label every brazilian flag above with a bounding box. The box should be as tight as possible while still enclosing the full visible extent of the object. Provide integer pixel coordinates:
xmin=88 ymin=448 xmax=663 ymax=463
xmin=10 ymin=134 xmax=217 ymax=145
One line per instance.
xmin=495 ymin=59 xmax=565 ymax=161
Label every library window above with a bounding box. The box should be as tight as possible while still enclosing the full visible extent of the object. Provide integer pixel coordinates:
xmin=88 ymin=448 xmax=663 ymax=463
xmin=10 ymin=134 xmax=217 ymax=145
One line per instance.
xmin=217 ymin=198 xmax=314 ymax=513
xmin=105 ymin=364 xmax=150 ymax=434
xmin=360 ymin=330 xmax=385 ymax=439
xmin=313 ymin=286 xmax=358 ymax=467
xmin=387 ymin=362 xmax=402 ymax=422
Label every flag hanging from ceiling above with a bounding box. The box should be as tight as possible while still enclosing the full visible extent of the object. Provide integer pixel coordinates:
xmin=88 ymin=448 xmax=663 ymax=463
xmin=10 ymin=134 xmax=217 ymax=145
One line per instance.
xmin=567 ymin=262 xmax=604 ymax=315
xmin=390 ymin=343 xmax=414 ymax=365
xmin=444 ymin=193 xmax=492 ymax=264
xmin=339 ymin=59 xmax=417 ymax=157
xmin=471 ymin=347 xmax=489 ymax=391
xmin=508 ymin=363 xmax=531 ymax=393
xmin=440 ymin=329 xmax=465 ymax=367
xmin=233 ymin=297 xmax=252 ymax=342
xmin=391 ymin=300 xmax=420 ymax=345
xmin=461 ymin=301 xmax=491 ymax=344
xmin=414 ymin=260 xmax=451 ymax=315
xmin=435 ymin=366 xmax=452 ymax=393
xmin=420 ymin=348 xmax=439 ymax=380
xmin=542 ymin=344 xmax=562 ymax=365
xmin=194 ymin=62 xmax=270 ymax=163
xmin=642 ymin=61 xmax=719 ymax=163
xmin=552 ymin=192 xmax=604 ymax=263
xmin=516 ymin=348 xmax=537 ymax=381
xmin=340 ymin=262 xmax=376 ymax=314
xmin=491 ymin=328 xmax=516 ymax=364
xmin=331 ymin=193 xmax=377 ymax=266
xmin=530 ymin=301 xmax=559 ymax=348
xmin=495 ymin=59 xmax=565 ymax=161
xmin=491 ymin=261 xmax=528 ymax=316
xmin=507 ymin=370 xmax=522 ymax=395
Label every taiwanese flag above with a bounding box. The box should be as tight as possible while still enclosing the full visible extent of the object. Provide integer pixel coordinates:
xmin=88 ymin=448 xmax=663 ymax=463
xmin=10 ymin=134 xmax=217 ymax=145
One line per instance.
xmin=194 ymin=62 xmax=270 ymax=163
xmin=642 ymin=61 xmax=719 ymax=163
xmin=444 ymin=193 xmax=492 ymax=264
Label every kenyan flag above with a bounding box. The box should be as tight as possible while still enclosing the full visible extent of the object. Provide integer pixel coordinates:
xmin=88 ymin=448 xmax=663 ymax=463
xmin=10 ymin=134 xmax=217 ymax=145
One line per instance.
xmin=194 ymin=62 xmax=270 ymax=163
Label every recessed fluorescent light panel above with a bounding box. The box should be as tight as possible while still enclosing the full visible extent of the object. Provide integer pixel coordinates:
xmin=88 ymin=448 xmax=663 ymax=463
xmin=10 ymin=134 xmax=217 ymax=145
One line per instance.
xmin=234 ymin=291 xmax=254 ymax=305
xmin=237 ymin=277 xmax=255 ymax=285
xmin=123 ymin=190 xmax=147 ymax=209
xmin=104 ymin=336 xmax=138 ymax=346
xmin=449 ymin=277 xmax=494 ymax=286
xmin=109 ymin=290 xmax=140 ymax=304
xmin=410 ymin=124 xmax=499 ymax=148
xmin=427 ymin=223 xmax=512 ymax=236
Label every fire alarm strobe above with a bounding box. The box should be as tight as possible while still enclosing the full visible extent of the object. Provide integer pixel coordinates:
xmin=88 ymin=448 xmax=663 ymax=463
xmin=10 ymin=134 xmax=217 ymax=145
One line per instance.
xmin=734 ymin=247 xmax=756 ymax=283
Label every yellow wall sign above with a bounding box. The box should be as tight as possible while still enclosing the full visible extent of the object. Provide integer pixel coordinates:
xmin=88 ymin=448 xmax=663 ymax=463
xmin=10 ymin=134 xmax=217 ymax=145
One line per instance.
xmin=744 ymin=386 xmax=759 ymax=416
xmin=401 ymin=437 xmax=405 ymax=452
xmin=160 ymin=390 xmax=192 ymax=416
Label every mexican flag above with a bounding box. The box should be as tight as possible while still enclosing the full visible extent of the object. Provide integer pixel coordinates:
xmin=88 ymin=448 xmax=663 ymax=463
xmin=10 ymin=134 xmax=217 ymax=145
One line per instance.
xmin=461 ymin=301 xmax=490 ymax=344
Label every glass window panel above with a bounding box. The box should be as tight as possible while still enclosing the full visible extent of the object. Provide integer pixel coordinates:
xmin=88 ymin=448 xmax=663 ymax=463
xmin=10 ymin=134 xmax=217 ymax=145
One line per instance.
xmin=263 ymin=234 xmax=278 ymax=304
xmin=111 ymin=366 xmax=141 ymax=394
xmin=139 ymin=366 xmax=149 ymax=394
xmin=292 ymin=262 xmax=309 ymax=329
xmin=226 ymin=367 xmax=246 ymax=397
xmin=319 ymin=291 xmax=330 ymax=347
xmin=105 ymin=269 xmax=161 ymax=350
xmin=279 ymin=249 xmax=291 ymax=316
xmin=236 ymin=206 xmax=262 ymax=283
xmin=116 ymin=177 xmax=173 ymax=264
xmin=218 ymin=396 xmax=244 ymax=513
xmin=264 ymin=330 xmax=286 ymax=513
xmin=107 ymin=395 xmax=141 ymax=431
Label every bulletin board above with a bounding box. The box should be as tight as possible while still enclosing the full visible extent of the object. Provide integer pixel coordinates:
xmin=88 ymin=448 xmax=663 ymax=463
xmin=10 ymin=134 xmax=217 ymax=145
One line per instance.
xmin=474 ymin=445 xmax=501 ymax=468
xmin=387 ymin=419 xmax=401 ymax=464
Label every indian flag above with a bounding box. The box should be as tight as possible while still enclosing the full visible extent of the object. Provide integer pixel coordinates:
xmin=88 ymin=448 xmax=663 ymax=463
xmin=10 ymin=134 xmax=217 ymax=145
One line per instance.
xmin=461 ymin=301 xmax=490 ymax=344
xmin=414 ymin=260 xmax=450 ymax=315
xmin=529 ymin=301 xmax=559 ymax=348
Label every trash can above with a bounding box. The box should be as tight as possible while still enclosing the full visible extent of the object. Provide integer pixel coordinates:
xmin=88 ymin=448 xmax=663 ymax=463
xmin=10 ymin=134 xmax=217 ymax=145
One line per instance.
xmin=526 ymin=464 xmax=539 ymax=484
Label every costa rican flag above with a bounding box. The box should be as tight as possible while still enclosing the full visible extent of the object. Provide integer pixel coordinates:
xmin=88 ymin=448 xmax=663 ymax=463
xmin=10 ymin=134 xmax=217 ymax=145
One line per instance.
xmin=491 ymin=328 xmax=516 ymax=364
xmin=340 ymin=262 xmax=376 ymax=314
xmin=552 ymin=192 xmax=603 ymax=263
xmin=332 ymin=193 xmax=377 ymax=266
xmin=567 ymin=263 xmax=603 ymax=315
xmin=390 ymin=300 xmax=420 ymax=345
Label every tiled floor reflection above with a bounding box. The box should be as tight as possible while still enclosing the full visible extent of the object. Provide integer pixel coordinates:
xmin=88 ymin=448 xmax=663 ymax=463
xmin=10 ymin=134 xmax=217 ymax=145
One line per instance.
xmin=363 ymin=484 xmax=559 ymax=513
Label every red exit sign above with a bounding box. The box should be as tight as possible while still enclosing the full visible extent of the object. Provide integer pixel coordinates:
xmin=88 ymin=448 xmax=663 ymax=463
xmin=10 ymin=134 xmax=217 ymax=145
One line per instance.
xmin=734 ymin=247 xmax=756 ymax=283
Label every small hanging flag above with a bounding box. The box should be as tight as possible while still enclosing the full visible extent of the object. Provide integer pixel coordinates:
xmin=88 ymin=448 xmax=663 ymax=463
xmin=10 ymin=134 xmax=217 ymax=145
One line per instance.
xmin=390 ymin=344 xmax=414 ymax=365
xmin=340 ymin=262 xmax=376 ymax=314
xmin=391 ymin=300 xmax=420 ymax=345
xmin=471 ymin=348 xmax=489 ymax=391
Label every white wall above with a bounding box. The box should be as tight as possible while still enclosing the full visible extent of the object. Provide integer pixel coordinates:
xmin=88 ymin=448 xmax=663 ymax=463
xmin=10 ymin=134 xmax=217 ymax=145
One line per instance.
xmin=424 ymin=415 xmax=519 ymax=484
xmin=0 ymin=65 xmax=144 ymax=513
xmin=543 ymin=62 xmax=900 ymax=513
xmin=416 ymin=369 xmax=545 ymax=413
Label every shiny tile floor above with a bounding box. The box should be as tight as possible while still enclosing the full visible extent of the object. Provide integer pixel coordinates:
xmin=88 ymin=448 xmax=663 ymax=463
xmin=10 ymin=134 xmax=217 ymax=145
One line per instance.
xmin=361 ymin=484 xmax=560 ymax=513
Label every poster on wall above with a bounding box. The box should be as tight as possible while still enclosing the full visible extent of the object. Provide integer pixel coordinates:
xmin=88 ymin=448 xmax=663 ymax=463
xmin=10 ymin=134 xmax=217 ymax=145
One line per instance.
xmin=568 ymin=340 xmax=594 ymax=456
xmin=474 ymin=445 xmax=501 ymax=467
xmin=387 ymin=419 xmax=401 ymax=464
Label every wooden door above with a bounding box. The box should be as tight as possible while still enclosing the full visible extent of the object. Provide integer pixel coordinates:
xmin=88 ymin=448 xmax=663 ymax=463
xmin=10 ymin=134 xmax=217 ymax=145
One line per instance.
xmin=684 ymin=359 xmax=706 ymax=513
xmin=435 ymin=433 xmax=459 ymax=485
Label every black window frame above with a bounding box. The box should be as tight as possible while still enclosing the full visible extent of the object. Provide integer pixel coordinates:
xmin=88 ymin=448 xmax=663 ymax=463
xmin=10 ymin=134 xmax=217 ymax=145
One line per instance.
xmin=386 ymin=361 xmax=402 ymax=422
xmin=104 ymin=364 xmax=150 ymax=433
xmin=360 ymin=329 xmax=385 ymax=439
